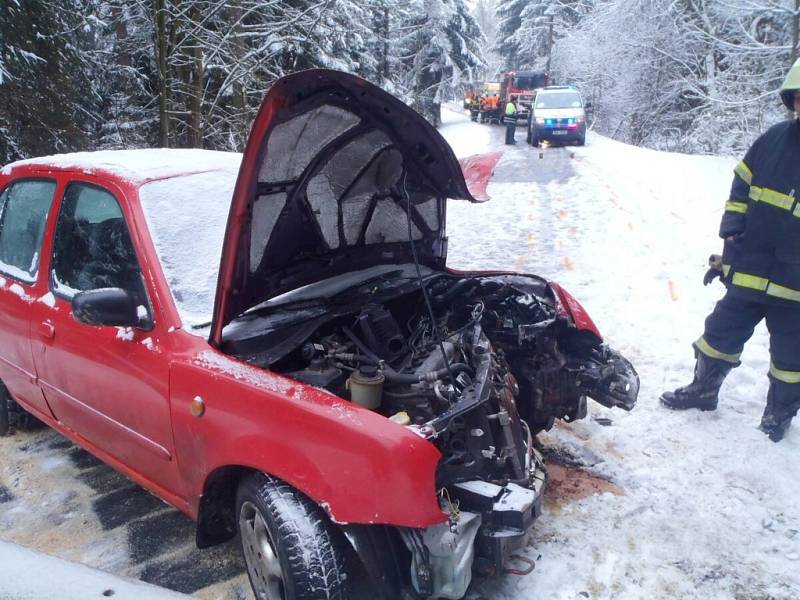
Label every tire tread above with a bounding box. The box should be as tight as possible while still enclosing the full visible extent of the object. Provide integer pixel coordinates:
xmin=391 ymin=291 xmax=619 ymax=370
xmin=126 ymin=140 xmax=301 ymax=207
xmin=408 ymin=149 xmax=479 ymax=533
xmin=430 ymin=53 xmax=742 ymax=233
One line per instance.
xmin=242 ymin=474 xmax=347 ymax=600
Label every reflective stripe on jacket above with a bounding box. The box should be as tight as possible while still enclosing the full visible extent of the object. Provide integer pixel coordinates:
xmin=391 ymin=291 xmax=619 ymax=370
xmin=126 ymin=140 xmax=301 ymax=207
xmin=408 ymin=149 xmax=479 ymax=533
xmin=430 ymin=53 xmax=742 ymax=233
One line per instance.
xmin=721 ymin=120 xmax=800 ymax=305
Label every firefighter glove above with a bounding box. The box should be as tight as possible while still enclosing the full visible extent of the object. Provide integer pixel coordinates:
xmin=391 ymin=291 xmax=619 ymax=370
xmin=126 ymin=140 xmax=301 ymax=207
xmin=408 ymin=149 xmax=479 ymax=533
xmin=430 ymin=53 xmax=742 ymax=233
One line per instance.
xmin=703 ymin=254 xmax=723 ymax=286
xmin=703 ymin=267 xmax=722 ymax=286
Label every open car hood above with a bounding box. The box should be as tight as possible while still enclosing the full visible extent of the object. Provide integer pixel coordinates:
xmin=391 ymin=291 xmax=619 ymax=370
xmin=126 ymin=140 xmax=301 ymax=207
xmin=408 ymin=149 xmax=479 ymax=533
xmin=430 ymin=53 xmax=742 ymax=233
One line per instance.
xmin=210 ymin=69 xmax=477 ymax=345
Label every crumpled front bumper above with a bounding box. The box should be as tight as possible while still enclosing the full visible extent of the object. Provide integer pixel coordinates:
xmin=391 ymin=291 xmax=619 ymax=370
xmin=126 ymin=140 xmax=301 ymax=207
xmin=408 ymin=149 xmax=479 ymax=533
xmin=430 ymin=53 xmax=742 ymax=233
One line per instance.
xmin=450 ymin=449 xmax=547 ymax=575
xmin=402 ymin=451 xmax=547 ymax=599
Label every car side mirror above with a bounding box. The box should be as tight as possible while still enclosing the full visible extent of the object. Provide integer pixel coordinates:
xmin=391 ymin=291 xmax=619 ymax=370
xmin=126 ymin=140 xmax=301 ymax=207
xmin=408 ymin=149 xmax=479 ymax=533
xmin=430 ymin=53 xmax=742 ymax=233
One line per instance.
xmin=72 ymin=288 xmax=152 ymax=330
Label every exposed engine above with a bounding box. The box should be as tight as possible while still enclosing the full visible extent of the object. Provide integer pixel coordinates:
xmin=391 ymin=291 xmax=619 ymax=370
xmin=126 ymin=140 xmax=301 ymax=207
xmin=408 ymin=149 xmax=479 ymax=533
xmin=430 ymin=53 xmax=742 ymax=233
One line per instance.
xmin=224 ymin=271 xmax=637 ymax=486
xmin=222 ymin=270 xmax=639 ymax=598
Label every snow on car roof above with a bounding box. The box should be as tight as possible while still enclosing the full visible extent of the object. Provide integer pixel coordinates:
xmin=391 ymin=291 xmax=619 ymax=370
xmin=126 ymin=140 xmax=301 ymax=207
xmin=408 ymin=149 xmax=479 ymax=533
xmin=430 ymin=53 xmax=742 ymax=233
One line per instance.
xmin=1 ymin=149 xmax=242 ymax=184
xmin=1 ymin=149 xmax=243 ymax=332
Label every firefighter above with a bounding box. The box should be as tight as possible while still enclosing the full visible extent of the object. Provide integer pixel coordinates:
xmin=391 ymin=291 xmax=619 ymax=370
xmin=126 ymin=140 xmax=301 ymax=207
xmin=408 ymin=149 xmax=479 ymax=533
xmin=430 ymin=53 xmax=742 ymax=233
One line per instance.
xmin=480 ymin=94 xmax=492 ymax=122
xmin=470 ymin=95 xmax=481 ymax=122
xmin=504 ymin=95 xmax=518 ymax=144
xmin=491 ymin=94 xmax=501 ymax=124
xmin=660 ymin=58 xmax=800 ymax=442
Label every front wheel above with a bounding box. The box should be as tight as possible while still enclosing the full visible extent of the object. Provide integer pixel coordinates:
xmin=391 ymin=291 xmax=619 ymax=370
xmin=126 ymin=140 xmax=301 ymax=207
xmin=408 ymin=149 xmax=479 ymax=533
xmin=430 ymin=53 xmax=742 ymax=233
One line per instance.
xmin=236 ymin=473 xmax=348 ymax=600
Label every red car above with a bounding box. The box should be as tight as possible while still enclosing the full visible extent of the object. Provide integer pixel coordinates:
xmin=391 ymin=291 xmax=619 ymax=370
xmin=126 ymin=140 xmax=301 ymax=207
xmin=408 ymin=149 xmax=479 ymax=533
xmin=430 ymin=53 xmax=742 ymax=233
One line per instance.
xmin=0 ymin=70 xmax=638 ymax=600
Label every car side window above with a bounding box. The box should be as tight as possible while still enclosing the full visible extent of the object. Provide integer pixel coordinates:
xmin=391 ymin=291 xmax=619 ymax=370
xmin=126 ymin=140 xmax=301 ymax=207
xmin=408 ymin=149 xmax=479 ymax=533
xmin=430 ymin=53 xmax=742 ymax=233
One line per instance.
xmin=0 ymin=179 xmax=56 ymax=282
xmin=51 ymin=182 xmax=147 ymax=304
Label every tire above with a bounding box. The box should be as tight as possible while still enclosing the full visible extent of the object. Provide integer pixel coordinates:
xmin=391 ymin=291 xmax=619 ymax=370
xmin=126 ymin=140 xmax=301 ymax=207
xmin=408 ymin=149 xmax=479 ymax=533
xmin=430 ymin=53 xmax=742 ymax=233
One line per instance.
xmin=577 ymin=136 xmax=586 ymax=146
xmin=236 ymin=473 xmax=348 ymax=600
xmin=0 ymin=384 xmax=9 ymax=437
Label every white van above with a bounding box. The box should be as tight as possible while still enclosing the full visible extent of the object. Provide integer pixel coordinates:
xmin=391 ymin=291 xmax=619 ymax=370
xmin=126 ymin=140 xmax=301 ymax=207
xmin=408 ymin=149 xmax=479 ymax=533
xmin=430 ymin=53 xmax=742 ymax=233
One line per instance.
xmin=526 ymin=86 xmax=588 ymax=147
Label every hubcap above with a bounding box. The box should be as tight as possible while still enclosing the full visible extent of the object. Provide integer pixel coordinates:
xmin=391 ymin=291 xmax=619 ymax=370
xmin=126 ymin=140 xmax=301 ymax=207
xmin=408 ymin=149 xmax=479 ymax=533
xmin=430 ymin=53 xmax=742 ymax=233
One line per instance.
xmin=239 ymin=501 xmax=285 ymax=600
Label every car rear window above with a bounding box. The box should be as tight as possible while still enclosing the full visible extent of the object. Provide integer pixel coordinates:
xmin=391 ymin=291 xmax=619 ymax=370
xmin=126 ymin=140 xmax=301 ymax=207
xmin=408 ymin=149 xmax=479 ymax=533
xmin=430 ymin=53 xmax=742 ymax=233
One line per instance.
xmin=139 ymin=169 xmax=238 ymax=329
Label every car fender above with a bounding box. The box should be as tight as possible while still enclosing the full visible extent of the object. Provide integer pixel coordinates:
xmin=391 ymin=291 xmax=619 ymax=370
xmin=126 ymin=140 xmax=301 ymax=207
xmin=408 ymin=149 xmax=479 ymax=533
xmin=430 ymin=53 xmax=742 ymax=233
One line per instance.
xmin=169 ymin=346 xmax=446 ymax=528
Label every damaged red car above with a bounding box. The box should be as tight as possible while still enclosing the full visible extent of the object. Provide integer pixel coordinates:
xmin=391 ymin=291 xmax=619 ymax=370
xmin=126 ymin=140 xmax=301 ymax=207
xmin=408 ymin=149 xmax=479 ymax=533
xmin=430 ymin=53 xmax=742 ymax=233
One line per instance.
xmin=0 ymin=70 xmax=638 ymax=599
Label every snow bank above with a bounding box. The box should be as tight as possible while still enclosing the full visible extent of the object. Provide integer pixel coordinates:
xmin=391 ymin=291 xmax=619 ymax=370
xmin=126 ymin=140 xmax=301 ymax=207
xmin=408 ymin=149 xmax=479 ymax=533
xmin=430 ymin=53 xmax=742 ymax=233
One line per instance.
xmin=0 ymin=540 xmax=189 ymax=599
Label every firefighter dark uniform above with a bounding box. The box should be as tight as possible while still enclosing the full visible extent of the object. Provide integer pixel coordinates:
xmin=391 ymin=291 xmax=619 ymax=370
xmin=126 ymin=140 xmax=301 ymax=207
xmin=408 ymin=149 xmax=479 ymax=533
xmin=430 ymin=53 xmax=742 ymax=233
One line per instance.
xmin=660 ymin=59 xmax=800 ymax=442
xmin=470 ymin=96 xmax=481 ymax=122
xmin=504 ymin=97 xmax=517 ymax=145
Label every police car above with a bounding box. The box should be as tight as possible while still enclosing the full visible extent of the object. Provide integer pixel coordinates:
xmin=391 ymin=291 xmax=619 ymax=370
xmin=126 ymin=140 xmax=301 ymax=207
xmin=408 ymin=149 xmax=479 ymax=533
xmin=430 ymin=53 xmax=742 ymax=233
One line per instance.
xmin=526 ymin=86 xmax=588 ymax=147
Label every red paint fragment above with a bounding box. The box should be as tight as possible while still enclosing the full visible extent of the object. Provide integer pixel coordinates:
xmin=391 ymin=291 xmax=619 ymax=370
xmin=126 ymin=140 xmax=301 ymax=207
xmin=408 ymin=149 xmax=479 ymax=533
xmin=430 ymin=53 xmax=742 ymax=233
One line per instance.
xmin=458 ymin=151 xmax=503 ymax=202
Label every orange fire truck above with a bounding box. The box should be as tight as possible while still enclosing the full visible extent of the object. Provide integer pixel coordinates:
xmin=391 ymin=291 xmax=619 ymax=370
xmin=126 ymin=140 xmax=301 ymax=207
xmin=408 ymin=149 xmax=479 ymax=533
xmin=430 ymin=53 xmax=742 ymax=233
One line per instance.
xmin=500 ymin=70 xmax=549 ymax=120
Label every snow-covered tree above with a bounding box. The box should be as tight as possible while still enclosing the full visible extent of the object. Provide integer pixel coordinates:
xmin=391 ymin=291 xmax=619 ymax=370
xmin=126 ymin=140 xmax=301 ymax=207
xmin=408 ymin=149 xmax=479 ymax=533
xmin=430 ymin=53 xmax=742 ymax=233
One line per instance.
xmin=472 ymin=0 xmax=503 ymax=79
xmin=8 ymin=0 xmax=796 ymax=160
xmin=545 ymin=0 xmax=796 ymax=153
xmin=494 ymin=0 xmax=527 ymax=69
xmin=146 ymin=0 xmax=385 ymax=151
xmin=0 ymin=0 xmax=99 ymax=163
xmin=399 ymin=0 xmax=486 ymax=126
xmin=512 ymin=0 xmax=592 ymax=73
xmin=88 ymin=1 xmax=159 ymax=150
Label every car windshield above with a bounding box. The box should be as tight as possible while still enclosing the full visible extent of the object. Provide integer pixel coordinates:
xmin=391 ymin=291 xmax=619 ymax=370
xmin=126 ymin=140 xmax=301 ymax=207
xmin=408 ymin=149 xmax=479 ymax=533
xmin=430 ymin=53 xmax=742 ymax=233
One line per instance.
xmin=139 ymin=165 xmax=240 ymax=329
xmin=535 ymin=92 xmax=581 ymax=109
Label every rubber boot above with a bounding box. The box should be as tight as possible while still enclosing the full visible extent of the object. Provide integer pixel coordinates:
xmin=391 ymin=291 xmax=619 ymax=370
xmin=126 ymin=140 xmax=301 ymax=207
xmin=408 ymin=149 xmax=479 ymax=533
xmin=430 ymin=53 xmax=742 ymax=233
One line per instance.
xmin=660 ymin=354 xmax=734 ymax=411
xmin=758 ymin=381 xmax=800 ymax=442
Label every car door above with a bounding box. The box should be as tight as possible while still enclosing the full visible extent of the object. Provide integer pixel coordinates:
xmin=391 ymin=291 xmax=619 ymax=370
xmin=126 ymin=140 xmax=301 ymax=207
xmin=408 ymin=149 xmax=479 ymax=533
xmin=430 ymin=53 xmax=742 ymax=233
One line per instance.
xmin=0 ymin=178 xmax=58 ymax=418
xmin=30 ymin=178 xmax=182 ymax=497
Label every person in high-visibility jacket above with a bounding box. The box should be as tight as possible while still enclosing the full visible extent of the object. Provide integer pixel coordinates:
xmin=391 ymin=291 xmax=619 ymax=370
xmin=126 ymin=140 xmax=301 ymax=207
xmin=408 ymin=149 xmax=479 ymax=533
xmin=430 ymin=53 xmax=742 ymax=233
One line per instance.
xmin=479 ymin=95 xmax=493 ymax=123
xmin=504 ymin=96 xmax=518 ymax=144
xmin=660 ymin=58 xmax=800 ymax=442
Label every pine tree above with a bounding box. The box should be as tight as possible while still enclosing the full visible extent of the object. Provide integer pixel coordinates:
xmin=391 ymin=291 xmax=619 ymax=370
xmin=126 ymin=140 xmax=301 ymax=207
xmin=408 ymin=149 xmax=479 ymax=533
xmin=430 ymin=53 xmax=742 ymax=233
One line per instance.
xmin=494 ymin=0 xmax=527 ymax=70
xmin=0 ymin=0 xmax=98 ymax=163
xmin=399 ymin=0 xmax=486 ymax=126
xmin=90 ymin=0 xmax=159 ymax=150
xmin=472 ymin=0 xmax=502 ymax=79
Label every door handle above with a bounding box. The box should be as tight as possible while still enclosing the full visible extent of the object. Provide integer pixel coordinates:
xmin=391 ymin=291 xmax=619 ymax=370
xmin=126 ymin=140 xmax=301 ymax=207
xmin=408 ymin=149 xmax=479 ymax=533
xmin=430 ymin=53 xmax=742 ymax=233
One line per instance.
xmin=38 ymin=321 xmax=55 ymax=340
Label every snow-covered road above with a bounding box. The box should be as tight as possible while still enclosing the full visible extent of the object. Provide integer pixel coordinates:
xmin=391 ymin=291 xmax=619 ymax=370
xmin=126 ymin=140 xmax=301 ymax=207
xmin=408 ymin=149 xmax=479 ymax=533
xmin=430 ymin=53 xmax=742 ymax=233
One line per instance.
xmin=442 ymin=106 xmax=799 ymax=600
xmin=0 ymin=106 xmax=797 ymax=600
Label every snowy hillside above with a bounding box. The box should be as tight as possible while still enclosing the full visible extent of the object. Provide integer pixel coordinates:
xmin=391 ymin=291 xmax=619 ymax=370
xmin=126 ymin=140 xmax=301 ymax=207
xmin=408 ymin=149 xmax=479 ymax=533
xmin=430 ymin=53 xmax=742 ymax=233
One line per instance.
xmin=441 ymin=107 xmax=799 ymax=600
